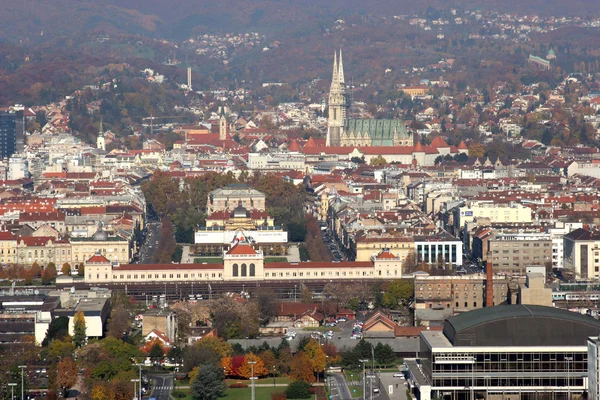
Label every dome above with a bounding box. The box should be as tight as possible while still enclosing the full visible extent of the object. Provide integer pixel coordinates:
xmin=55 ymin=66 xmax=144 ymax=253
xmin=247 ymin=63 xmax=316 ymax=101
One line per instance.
xmin=92 ymin=227 xmax=109 ymax=241
xmin=232 ymin=201 xmax=249 ymax=218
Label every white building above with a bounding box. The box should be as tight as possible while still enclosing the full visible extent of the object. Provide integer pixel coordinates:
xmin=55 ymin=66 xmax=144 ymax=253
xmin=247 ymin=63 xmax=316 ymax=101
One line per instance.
xmin=68 ymin=297 xmax=110 ymax=339
xmin=547 ymin=222 xmax=583 ymax=269
xmin=247 ymin=153 xmax=306 ymax=171
xmin=455 ymin=201 xmax=533 ymax=231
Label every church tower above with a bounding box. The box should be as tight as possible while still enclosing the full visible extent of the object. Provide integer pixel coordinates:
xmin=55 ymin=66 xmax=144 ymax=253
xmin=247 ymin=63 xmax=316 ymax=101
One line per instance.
xmin=219 ymin=109 xmax=227 ymax=141
xmin=96 ymin=119 xmax=106 ymax=151
xmin=326 ymin=49 xmax=348 ymax=147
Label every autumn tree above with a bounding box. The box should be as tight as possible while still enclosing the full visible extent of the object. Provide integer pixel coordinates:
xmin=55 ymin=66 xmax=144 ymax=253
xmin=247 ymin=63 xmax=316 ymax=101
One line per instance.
xmin=303 ymin=339 xmax=326 ymax=378
xmin=369 ymin=155 xmax=388 ymax=167
xmin=290 ymin=351 xmax=315 ymax=383
xmin=42 ymin=262 xmax=58 ymax=285
xmin=259 ymin=350 xmax=278 ymax=376
xmin=73 ymin=311 xmax=86 ymax=347
xmin=61 ymin=263 xmax=71 ymax=276
xmin=56 ymin=357 xmax=77 ymax=396
xmin=154 ymin=217 xmax=176 ymax=263
xmin=106 ymin=304 xmax=131 ymax=339
xmin=190 ymin=363 xmax=226 ymax=400
xmin=220 ymin=357 xmax=233 ymax=377
xmin=78 ymin=263 xmax=85 ymax=277
xmin=238 ymin=353 xmax=268 ymax=379
xmin=468 ymin=143 xmax=485 ymax=158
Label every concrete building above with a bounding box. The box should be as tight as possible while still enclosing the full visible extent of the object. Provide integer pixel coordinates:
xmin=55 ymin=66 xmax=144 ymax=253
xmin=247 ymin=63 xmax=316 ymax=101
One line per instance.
xmin=589 ymin=336 xmax=600 ymax=400
xmin=455 ymin=202 xmax=532 ymax=232
xmin=415 ymin=305 xmax=598 ymax=400
xmin=353 ymin=234 xmax=414 ymax=262
xmin=564 ymin=228 xmax=600 ymax=280
xmin=488 ymin=232 xmax=552 ymax=274
xmin=142 ymin=309 xmax=178 ymax=342
xmin=414 ymin=232 xmax=463 ymax=266
xmin=518 ymin=273 xmax=552 ymax=306
xmin=68 ymin=297 xmax=110 ymax=339
xmin=247 ymin=153 xmax=306 ymax=171
xmin=547 ymin=222 xmax=583 ymax=269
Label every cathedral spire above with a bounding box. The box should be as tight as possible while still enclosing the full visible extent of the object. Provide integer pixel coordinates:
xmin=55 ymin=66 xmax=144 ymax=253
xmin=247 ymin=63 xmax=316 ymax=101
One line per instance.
xmin=99 ymin=118 xmax=103 ymax=135
xmin=338 ymin=48 xmax=345 ymax=84
xmin=331 ymin=51 xmax=339 ymax=89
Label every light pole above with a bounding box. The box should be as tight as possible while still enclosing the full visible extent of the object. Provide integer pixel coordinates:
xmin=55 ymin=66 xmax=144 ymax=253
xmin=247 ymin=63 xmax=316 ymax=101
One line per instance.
xmin=565 ymin=356 xmax=573 ymax=400
xmin=245 ymin=337 xmax=249 ymax=351
xmin=18 ymin=365 xmax=26 ymax=400
xmin=360 ymin=359 xmax=369 ymax=400
xmin=8 ymin=383 xmax=16 ymax=400
xmin=248 ymin=361 xmax=257 ymax=400
xmin=134 ymin=362 xmax=144 ymax=400
xmin=131 ymin=378 xmax=140 ymax=400
xmin=273 ymin=366 xmax=276 ymax=387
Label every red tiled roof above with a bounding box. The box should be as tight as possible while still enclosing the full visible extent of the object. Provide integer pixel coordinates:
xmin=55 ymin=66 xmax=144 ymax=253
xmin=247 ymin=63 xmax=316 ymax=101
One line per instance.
xmin=430 ymin=136 xmax=449 ymax=148
xmin=18 ymin=236 xmax=54 ymax=246
xmin=0 ymin=232 xmax=17 ymax=241
xmin=114 ymin=263 xmax=223 ymax=271
xmin=288 ymin=140 xmax=301 ymax=152
xmin=226 ymin=242 xmax=258 ymax=255
xmin=264 ymin=261 xmax=373 ymax=269
xmin=87 ymin=254 xmax=111 ymax=263
xmin=458 ymin=141 xmax=468 ymax=150
xmin=375 ymin=251 xmax=398 ymax=260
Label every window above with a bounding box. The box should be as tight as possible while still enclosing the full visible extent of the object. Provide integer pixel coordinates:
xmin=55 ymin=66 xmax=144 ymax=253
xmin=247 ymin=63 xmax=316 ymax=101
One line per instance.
xmin=241 ymin=263 xmax=247 ymax=277
xmin=464 ymin=302 xmax=468 ymax=307
xmin=233 ymin=263 xmax=238 ymax=277
xmin=250 ymin=263 xmax=255 ymax=277
xmin=473 ymin=302 xmax=477 ymax=307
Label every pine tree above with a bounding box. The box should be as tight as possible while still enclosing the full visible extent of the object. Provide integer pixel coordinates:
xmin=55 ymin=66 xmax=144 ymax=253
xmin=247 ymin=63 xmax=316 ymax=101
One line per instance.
xmin=190 ymin=363 xmax=226 ymax=400
xmin=73 ymin=311 xmax=86 ymax=347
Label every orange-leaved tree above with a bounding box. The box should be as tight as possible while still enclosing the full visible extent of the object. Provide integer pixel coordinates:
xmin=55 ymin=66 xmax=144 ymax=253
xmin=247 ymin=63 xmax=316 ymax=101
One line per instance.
xmin=237 ymin=353 xmax=268 ymax=379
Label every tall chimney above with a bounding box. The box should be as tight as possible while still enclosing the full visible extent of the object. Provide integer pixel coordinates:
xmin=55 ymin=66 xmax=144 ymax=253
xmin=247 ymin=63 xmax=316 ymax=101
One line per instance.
xmin=187 ymin=67 xmax=192 ymax=91
xmin=485 ymin=251 xmax=494 ymax=307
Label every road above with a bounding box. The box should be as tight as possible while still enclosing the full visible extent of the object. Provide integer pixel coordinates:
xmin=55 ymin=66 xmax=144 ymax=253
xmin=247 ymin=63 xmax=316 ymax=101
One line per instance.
xmin=149 ymin=374 xmax=173 ymax=400
xmin=328 ymin=373 xmax=353 ymax=400
xmin=139 ymin=221 xmax=161 ymax=264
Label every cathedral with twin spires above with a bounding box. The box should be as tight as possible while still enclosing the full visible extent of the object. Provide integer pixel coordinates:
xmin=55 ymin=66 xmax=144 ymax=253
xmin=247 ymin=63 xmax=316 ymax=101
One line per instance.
xmin=326 ymin=49 xmax=412 ymax=147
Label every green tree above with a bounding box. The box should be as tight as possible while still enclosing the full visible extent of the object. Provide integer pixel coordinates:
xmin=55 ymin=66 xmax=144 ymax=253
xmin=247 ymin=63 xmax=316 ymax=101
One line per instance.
xmin=42 ymin=316 xmax=69 ymax=346
xmin=149 ymin=343 xmax=164 ymax=364
xmin=190 ymin=363 xmax=226 ymax=400
xmin=285 ymin=380 xmax=312 ymax=399
xmin=374 ymin=343 xmax=396 ymax=367
xmin=382 ymin=280 xmax=414 ymax=308
xmin=73 ymin=310 xmax=87 ymax=347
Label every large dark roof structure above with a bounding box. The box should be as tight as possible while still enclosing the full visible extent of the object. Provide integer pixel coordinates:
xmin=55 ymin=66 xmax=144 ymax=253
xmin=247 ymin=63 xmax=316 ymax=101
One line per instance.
xmin=443 ymin=305 xmax=600 ymax=347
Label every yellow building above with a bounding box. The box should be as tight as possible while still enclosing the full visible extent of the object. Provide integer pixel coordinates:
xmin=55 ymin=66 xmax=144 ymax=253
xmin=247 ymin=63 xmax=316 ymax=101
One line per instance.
xmin=456 ymin=201 xmax=532 ymax=230
xmin=70 ymin=228 xmax=130 ymax=266
xmin=83 ymin=243 xmax=406 ymax=284
xmin=0 ymin=232 xmax=17 ymax=264
xmin=354 ymin=234 xmax=415 ymax=262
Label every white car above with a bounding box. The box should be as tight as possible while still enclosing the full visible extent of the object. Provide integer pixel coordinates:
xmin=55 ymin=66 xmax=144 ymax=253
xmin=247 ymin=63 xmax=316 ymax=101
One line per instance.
xmin=393 ymin=373 xmax=404 ymax=378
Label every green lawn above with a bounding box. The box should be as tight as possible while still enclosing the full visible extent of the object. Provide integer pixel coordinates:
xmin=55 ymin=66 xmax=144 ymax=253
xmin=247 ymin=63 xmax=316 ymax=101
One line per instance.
xmin=302 ymin=326 xmax=341 ymax=332
xmin=225 ymin=377 xmax=291 ymax=385
xmin=193 ymin=257 xmax=223 ymax=264
xmin=173 ymin=386 xmax=286 ymax=400
xmin=223 ymin=386 xmax=285 ymax=400
xmin=264 ymin=257 xmax=288 ymax=263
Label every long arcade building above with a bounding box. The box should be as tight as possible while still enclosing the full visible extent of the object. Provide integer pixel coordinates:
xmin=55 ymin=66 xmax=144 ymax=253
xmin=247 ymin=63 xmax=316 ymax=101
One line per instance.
xmin=414 ymin=305 xmax=600 ymax=400
xmin=83 ymin=241 xmax=408 ymax=284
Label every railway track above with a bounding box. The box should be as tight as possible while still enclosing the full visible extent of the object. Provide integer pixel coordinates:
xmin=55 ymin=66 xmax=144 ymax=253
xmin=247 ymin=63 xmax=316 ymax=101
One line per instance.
xmin=55 ymin=279 xmax=396 ymax=301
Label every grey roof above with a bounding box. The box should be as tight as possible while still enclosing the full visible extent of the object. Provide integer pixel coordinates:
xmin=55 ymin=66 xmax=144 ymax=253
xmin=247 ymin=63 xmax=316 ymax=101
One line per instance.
xmin=446 ymin=304 xmax=600 ymax=334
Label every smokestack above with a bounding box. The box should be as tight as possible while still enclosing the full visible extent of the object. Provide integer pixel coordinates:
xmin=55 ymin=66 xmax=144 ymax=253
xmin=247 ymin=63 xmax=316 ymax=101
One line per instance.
xmin=187 ymin=67 xmax=192 ymax=91
xmin=485 ymin=251 xmax=494 ymax=307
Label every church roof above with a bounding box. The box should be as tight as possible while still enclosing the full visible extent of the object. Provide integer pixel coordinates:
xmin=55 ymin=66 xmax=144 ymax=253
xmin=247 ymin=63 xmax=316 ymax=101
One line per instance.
xmin=414 ymin=142 xmax=424 ymax=152
xmin=288 ymin=140 xmax=301 ymax=152
xmin=226 ymin=241 xmax=258 ymax=256
xmin=305 ymin=137 xmax=318 ymax=148
xmin=344 ymin=119 xmax=409 ymax=146
xmin=458 ymin=141 xmax=468 ymax=150
xmin=430 ymin=136 xmax=449 ymax=148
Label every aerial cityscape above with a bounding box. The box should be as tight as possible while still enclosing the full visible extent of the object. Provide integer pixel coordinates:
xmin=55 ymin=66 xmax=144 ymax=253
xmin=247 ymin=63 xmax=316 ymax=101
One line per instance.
xmin=2 ymin=1 xmax=600 ymax=400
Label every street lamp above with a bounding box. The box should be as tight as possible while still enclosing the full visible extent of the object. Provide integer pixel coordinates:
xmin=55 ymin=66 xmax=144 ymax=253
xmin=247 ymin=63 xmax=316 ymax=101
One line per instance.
xmin=8 ymin=383 xmax=17 ymax=400
xmin=248 ymin=361 xmax=257 ymax=400
xmin=359 ymin=359 xmax=369 ymax=400
xmin=134 ymin=362 xmax=144 ymax=400
xmin=131 ymin=378 xmax=140 ymax=400
xmin=18 ymin=366 xmax=26 ymax=400
xmin=272 ymin=366 xmax=276 ymax=388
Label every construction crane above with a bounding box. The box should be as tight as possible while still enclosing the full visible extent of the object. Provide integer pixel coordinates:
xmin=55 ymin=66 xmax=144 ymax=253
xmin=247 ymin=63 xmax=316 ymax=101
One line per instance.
xmin=142 ymin=114 xmax=191 ymax=135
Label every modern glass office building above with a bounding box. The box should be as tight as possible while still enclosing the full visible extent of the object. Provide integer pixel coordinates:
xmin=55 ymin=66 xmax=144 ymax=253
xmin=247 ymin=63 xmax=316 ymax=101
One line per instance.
xmin=0 ymin=111 xmax=17 ymax=160
xmin=412 ymin=305 xmax=600 ymax=400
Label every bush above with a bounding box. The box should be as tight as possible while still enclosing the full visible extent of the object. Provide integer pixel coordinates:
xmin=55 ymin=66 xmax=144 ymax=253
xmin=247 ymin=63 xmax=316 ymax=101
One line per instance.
xmin=271 ymin=393 xmax=286 ymax=400
xmin=229 ymin=383 xmax=248 ymax=389
xmin=285 ymin=380 xmax=312 ymax=399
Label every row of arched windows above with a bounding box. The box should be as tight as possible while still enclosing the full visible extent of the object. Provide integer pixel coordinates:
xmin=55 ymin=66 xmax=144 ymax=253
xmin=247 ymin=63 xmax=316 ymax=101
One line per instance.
xmin=232 ymin=263 xmax=255 ymax=277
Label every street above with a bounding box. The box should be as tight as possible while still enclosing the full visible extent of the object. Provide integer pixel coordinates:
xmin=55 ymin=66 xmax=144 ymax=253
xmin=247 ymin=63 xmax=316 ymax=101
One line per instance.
xmin=148 ymin=373 xmax=173 ymax=400
xmin=139 ymin=221 xmax=161 ymax=264
xmin=328 ymin=373 xmax=353 ymax=400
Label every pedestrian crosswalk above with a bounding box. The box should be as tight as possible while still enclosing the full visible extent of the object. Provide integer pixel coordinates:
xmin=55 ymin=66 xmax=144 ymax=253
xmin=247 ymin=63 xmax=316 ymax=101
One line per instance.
xmin=153 ymin=386 xmax=174 ymax=390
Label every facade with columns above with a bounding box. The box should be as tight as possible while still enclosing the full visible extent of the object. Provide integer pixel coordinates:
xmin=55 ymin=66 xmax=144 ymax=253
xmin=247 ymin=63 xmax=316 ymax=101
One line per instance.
xmin=414 ymin=234 xmax=463 ymax=266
